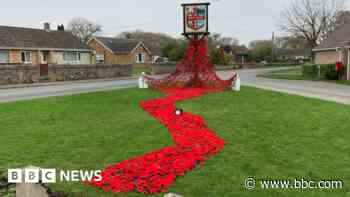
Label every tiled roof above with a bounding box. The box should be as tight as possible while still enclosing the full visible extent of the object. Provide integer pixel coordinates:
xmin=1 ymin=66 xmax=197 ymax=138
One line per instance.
xmin=0 ymin=25 xmax=89 ymax=50
xmin=94 ymin=37 xmax=143 ymax=53
xmin=314 ymin=22 xmax=350 ymax=51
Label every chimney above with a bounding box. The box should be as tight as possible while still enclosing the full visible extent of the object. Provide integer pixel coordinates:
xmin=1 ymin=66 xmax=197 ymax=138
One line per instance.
xmin=57 ymin=24 xmax=65 ymax=31
xmin=44 ymin=22 xmax=50 ymax=31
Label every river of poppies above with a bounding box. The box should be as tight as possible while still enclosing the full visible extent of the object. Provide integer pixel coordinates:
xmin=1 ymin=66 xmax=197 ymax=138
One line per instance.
xmin=89 ymin=88 xmax=226 ymax=194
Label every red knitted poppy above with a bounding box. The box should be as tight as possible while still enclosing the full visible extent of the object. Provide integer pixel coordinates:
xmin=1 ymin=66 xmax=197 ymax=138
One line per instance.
xmin=146 ymin=39 xmax=236 ymax=91
xmin=88 ymin=39 xmax=236 ymax=194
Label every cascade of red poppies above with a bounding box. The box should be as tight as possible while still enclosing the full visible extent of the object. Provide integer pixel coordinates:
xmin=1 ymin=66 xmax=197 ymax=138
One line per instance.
xmin=146 ymin=39 xmax=236 ymax=91
xmin=88 ymin=38 xmax=236 ymax=194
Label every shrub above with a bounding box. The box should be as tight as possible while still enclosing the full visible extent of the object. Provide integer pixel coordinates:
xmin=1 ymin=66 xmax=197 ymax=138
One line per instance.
xmin=210 ymin=49 xmax=232 ymax=66
xmin=302 ymin=64 xmax=319 ymax=78
xmin=302 ymin=63 xmax=346 ymax=80
xmin=321 ymin=64 xmax=338 ymax=80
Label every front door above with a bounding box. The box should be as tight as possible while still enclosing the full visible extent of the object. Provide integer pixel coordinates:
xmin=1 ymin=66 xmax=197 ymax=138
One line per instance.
xmin=40 ymin=51 xmax=49 ymax=77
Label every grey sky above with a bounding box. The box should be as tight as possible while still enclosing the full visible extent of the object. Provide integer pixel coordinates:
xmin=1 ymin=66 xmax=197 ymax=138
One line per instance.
xmin=0 ymin=0 xmax=349 ymax=45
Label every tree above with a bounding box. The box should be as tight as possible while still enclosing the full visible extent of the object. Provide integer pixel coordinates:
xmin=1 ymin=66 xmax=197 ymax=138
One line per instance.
xmin=279 ymin=0 xmax=346 ymax=51
xmin=219 ymin=37 xmax=239 ymax=46
xmin=210 ymin=48 xmax=232 ymax=65
xmin=67 ymin=17 xmax=101 ymax=43
xmin=249 ymin=40 xmax=273 ymax=62
xmin=161 ymin=40 xmax=187 ymax=61
xmin=275 ymin=36 xmax=308 ymax=50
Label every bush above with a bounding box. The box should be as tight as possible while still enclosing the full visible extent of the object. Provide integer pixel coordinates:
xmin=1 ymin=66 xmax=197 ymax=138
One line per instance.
xmin=210 ymin=49 xmax=232 ymax=66
xmin=302 ymin=64 xmax=319 ymax=78
xmin=322 ymin=64 xmax=338 ymax=80
xmin=302 ymin=64 xmax=346 ymax=80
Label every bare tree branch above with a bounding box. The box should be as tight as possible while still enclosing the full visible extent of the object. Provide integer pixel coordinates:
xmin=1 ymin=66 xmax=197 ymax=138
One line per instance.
xmin=278 ymin=0 xmax=346 ymax=50
xmin=67 ymin=17 xmax=101 ymax=43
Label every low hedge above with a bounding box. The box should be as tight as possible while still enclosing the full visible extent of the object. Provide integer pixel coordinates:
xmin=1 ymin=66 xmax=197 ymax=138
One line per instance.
xmin=302 ymin=64 xmax=346 ymax=80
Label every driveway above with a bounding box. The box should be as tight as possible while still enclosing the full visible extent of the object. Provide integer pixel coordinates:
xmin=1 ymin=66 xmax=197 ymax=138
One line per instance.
xmin=218 ymin=67 xmax=350 ymax=105
xmin=0 ymin=67 xmax=349 ymax=105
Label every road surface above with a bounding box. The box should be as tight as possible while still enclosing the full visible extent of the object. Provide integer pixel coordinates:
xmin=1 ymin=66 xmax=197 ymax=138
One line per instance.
xmin=0 ymin=79 xmax=138 ymax=103
xmin=219 ymin=67 xmax=350 ymax=105
xmin=0 ymin=67 xmax=349 ymax=104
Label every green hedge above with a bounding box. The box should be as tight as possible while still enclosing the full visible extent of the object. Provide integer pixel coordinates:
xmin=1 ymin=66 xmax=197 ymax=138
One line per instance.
xmin=302 ymin=64 xmax=319 ymax=78
xmin=302 ymin=64 xmax=346 ymax=80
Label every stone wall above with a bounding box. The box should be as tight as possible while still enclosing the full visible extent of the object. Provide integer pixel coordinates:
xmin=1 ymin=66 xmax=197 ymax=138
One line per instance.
xmin=150 ymin=63 xmax=234 ymax=75
xmin=0 ymin=64 xmax=132 ymax=85
xmin=150 ymin=63 xmax=177 ymax=75
xmin=0 ymin=65 xmax=40 ymax=85
xmin=48 ymin=64 xmax=132 ymax=82
xmin=215 ymin=65 xmax=234 ymax=71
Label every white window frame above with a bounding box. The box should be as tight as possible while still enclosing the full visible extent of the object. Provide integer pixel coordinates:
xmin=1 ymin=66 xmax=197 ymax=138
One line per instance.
xmin=0 ymin=50 xmax=9 ymax=63
xmin=96 ymin=54 xmax=105 ymax=64
xmin=135 ymin=53 xmax=146 ymax=63
xmin=63 ymin=51 xmax=81 ymax=63
xmin=21 ymin=51 xmax=32 ymax=64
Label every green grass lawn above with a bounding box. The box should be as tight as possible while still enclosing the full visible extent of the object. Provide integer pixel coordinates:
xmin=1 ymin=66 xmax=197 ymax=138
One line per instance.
xmin=132 ymin=66 xmax=152 ymax=76
xmin=260 ymin=67 xmax=350 ymax=85
xmin=258 ymin=67 xmax=312 ymax=80
xmin=1 ymin=87 xmax=350 ymax=196
xmin=335 ymin=80 xmax=350 ymax=86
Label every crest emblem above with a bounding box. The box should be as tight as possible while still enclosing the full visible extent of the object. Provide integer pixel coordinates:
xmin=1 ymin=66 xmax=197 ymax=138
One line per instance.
xmin=186 ymin=6 xmax=206 ymax=31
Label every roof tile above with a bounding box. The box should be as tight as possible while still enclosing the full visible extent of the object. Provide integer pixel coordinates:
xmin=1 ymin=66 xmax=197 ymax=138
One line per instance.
xmin=95 ymin=37 xmax=141 ymax=53
xmin=0 ymin=25 xmax=89 ymax=50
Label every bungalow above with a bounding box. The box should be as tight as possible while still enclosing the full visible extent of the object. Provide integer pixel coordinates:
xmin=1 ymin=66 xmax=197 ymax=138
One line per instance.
xmin=0 ymin=23 xmax=93 ymax=65
xmin=88 ymin=37 xmax=152 ymax=65
xmin=313 ymin=22 xmax=350 ymax=80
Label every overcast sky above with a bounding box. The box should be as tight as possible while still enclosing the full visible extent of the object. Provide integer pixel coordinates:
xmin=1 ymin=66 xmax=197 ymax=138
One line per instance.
xmin=0 ymin=0 xmax=349 ymax=45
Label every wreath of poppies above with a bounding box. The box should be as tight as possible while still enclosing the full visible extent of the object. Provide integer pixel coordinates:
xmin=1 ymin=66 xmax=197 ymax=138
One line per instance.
xmin=89 ymin=39 xmax=236 ymax=194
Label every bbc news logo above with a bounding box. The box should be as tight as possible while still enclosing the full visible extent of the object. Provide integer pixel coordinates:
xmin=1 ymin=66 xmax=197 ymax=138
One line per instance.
xmin=8 ymin=168 xmax=102 ymax=183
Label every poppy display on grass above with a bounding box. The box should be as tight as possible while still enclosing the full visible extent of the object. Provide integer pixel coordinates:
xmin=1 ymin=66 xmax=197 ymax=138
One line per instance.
xmin=88 ymin=39 xmax=236 ymax=194
xmin=89 ymin=88 xmax=226 ymax=194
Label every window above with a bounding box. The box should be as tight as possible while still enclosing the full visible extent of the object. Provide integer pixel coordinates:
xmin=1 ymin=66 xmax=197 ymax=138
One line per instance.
xmin=63 ymin=52 xmax=81 ymax=63
xmin=21 ymin=51 xmax=31 ymax=63
xmin=0 ymin=50 xmax=9 ymax=63
xmin=96 ymin=54 xmax=105 ymax=64
xmin=135 ymin=53 xmax=145 ymax=63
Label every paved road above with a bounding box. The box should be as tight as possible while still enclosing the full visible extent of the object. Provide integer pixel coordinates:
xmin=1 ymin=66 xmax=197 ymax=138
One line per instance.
xmin=0 ymin=67 xmax=349 ymax=104
xmin=218 ymin=67 xmax=350 ymax=105
xmin=0 ymin=79 xmax=138 ymax=103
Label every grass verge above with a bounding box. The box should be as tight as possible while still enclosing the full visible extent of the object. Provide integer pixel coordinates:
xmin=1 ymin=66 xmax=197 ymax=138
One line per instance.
xmin=0 ymin=87 xmax=349 ymax=196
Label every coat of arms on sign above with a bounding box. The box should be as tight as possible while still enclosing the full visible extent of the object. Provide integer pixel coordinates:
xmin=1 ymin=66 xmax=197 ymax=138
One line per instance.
xmin=186 ymin=6 xmax=206 ymax=30
xmin=182 ymin=3 xmax=209 ymax=36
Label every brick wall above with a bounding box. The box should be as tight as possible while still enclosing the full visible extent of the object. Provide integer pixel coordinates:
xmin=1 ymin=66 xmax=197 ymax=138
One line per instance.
xmin=132 ymin=45 xmax=152 ymax=66
xmin=314 ymin=50 xmax=339 ymax=64
xmin=88 ymin=39 xmax=152 ymax=66
xmin=115 ymin=54 xmax=133 ymax=64
xmin=88 ymin=39 xmax=116 ymax=64
xmin=9 ymin=50 xmax=21 ymax=64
